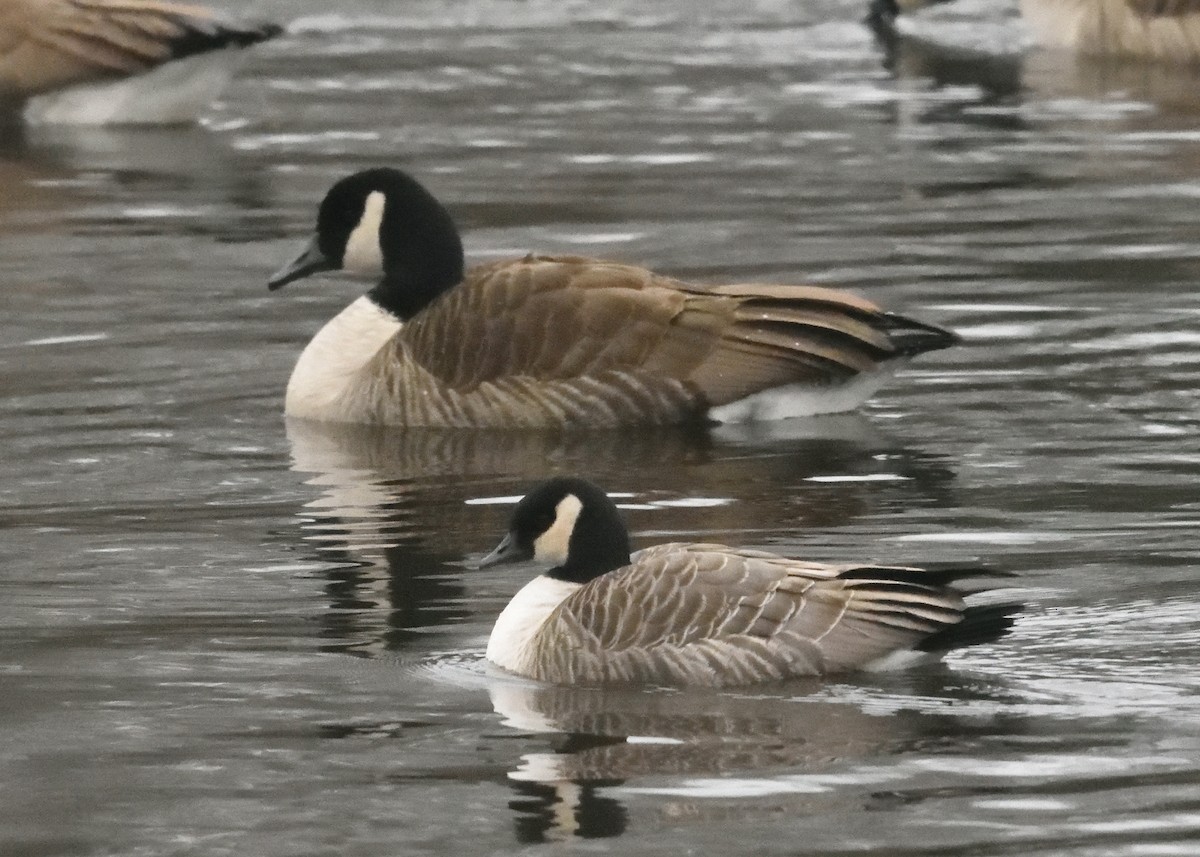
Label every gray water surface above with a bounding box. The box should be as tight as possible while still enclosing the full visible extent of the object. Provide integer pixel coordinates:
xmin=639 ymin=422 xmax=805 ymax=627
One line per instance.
xmin=4 ymin=1 xmax=1200 ymax=854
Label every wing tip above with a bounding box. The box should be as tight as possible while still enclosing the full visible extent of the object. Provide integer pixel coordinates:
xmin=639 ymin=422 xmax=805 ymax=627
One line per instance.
xmin=879 ymin=312 xmax=961 ymax=357
xmin=167 ymin=19 xmax=285 ymax=62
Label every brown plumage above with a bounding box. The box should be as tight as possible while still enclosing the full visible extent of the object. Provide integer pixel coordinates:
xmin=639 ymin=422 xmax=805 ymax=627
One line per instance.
xmin=512 ymin=545 xmax=983 ymax=686
xmin=271 ymin=170 xmax=958 ymax=428
xmin=0 ymin=0 xmax=279 ymax=107
xmin=336 ymin=254 xmax=945 ymax=427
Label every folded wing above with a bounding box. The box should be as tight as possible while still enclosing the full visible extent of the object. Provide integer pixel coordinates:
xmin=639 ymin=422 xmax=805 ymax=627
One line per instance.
xmin=0 ymin=0 xmax=279 ymax=100
xmin=397 ymin=254 xmax=953 ymax=409
xmin=525 ymin=544 xmax=976 ymax=686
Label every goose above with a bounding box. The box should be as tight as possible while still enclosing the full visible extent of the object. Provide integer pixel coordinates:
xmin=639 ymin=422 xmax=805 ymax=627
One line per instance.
xmin=478 ymin=477 xmax=1020 ymax=687
xmin=869 ymin=0 xmax=1200 ymax=63
xmin=268 ymin=168 xmax=958 ymax=428
xmin=0 ymin=0 xmax=281 ymax=124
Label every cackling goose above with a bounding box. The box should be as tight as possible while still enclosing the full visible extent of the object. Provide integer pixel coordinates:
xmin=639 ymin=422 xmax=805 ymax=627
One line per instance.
xmin=478 ymin=477 xmax=1020 ymax=687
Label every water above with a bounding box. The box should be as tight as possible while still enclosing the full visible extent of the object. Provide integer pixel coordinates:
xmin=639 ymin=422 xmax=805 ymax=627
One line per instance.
xmin=3 ymin=0 xmax=1200 ymax=853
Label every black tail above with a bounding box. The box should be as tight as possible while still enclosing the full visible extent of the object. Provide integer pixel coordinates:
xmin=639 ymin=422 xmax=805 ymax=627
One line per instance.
xmin=879 ymin=312 xmax=960 ymax=357
xmin=839 ymin=564 xmax=1013 ymax=589
xmin=918 ymin=603 xmax=1023 ymax=653
xmin=168 ymin=18 xmax=284 ymax=62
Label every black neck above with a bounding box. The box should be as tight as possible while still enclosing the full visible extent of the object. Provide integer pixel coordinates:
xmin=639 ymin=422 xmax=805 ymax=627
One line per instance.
xmin=366 ymin=180 xmax=465 ymax=320
xmin=369 ymin=267 xmax=460 ymax=320
xmin=547 ymin=504 xmax=632 ymax=586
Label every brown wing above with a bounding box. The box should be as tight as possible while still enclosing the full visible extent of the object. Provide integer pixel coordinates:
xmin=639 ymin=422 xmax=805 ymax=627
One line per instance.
xmin=397 ymin=254 xmax=941 ymax=407
xmin=398 ymin=254 xmax=715 ymax=390
xmin=526 ymin=544 xmax=966 ymax=686
xmin=0 ymin=0 xmax=277 ymax=100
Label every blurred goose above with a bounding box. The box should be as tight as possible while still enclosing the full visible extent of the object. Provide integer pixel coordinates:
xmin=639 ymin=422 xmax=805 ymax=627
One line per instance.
xmin=269 ymin=168 xmax=958 ymax=428
xmin=870 ymin=0 xmax=1200 ymax=63
xmin=0 ymin=0 xmax=281 ymax=124
xmin=478 ymin=477 xmax=1020 ymax=686
xmin=1018 ymin=0 xmax=1200 ymax=61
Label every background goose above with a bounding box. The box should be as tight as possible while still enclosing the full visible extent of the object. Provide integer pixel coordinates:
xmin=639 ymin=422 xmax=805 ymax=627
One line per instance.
xmin=268 ymin=168 xmax=958 ymax=428
xmin=0 ymin=0 xmax=281 ymax=124
xmin=1019 ymin=0 xmax=1200 ymax=61
xmin=478 ymin=477 xmax=1020 ymax=687
xmin=870 ymin=0 xmax=1200 ymax=62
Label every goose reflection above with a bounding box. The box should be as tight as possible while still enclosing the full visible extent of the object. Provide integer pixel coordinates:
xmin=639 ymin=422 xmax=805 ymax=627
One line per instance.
xmin=487 ymin=673 xmax=953 ymax=843
xmin=0 ymin=123 xmax=279 ymax=231
xmin=871 ymin=8 xmax=1200 ymax=123
xmin=286 ymin=416 xmax=958 ymax=658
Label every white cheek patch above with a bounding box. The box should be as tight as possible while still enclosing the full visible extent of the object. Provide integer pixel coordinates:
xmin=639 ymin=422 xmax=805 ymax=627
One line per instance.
xmin=343 ymin=190 xmax=386 ymax=276
xmin=533 ymin=494 xmax=583 ymax=566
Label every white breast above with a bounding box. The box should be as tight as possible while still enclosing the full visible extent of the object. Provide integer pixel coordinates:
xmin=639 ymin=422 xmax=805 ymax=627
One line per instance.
xmin=285 ymin=295 xmax=402 ymax=421
xmin=486 ymin=576 xmax=581 ymax=674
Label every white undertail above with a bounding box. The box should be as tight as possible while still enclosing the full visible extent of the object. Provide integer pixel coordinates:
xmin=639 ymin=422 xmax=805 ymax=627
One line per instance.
xmin=709 ymin=364 xmax=902 ymax=423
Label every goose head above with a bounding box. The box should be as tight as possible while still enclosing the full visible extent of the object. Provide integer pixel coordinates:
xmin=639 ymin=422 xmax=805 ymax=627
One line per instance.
xmin=268 ymin=168 xmax=465 ymax=319
xmin=479 ymin=478 xmax=633 ymax=584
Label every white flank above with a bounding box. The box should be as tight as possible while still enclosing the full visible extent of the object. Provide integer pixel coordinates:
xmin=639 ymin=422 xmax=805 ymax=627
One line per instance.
xmin=285 ymin=295 xmax=401 ymax=421
xmin=532 ymin=494 xmax=583 ymax=567
xmin=24 ymin=52 xmax=241 ymax=126
xmin=708 ymin=366 xmax=899 ymax=424
xmin=487 ymin=576 xmax=581 ymax=673
xmin=343 ymin=191 xmax=386 ymax=277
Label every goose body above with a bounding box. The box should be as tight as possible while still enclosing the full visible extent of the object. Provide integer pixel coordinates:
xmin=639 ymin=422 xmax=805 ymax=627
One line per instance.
xmin=269 ymin=168 xmax=958 ymax=429
xmin=0 ymin=0 xmax=281 ymax=124
xmin=479 ymin=478 xmax=1020 ymax=687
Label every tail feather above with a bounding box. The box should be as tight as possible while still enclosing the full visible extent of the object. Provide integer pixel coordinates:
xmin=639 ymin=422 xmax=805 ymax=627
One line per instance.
xmin=838 ymin=564 xmax=1012 ymax=589
xmin=166 ymin=18 xmax=283 ymax=61
xmin=878 ymin=312 xmax=960 ymax=357
xmin=917 ymin=603 xmax=1023 ymax=653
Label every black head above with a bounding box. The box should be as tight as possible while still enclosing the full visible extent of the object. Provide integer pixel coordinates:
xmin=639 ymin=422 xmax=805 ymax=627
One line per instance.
xmin=478 ymin=477 xmax=633 ymax=584
xmin=267 ymin=167 xmax=465 ymax=319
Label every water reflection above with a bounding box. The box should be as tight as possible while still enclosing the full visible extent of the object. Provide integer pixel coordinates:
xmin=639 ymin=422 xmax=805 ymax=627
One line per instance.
xmin=874 ymin=11 xmax=1200 ymax=124
xmin=0 ymin=123 xmax=282 ymax=237
xmin=285 ymin=417 xmax=959 ymax=655
xmin=489 ymin=673 xmax=969 ymax=843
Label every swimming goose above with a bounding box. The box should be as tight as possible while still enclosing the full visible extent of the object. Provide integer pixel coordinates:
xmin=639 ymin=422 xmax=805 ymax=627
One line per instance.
xmin=870 ymin=0 xmax=1200 ymax=63
xmin=479 ymin=477 xmax=1020 ymax=687
xmin=0 ymin=0 xmax=281 ymax=124
xmin=269 ymin=168 xmax=958 ymax=428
